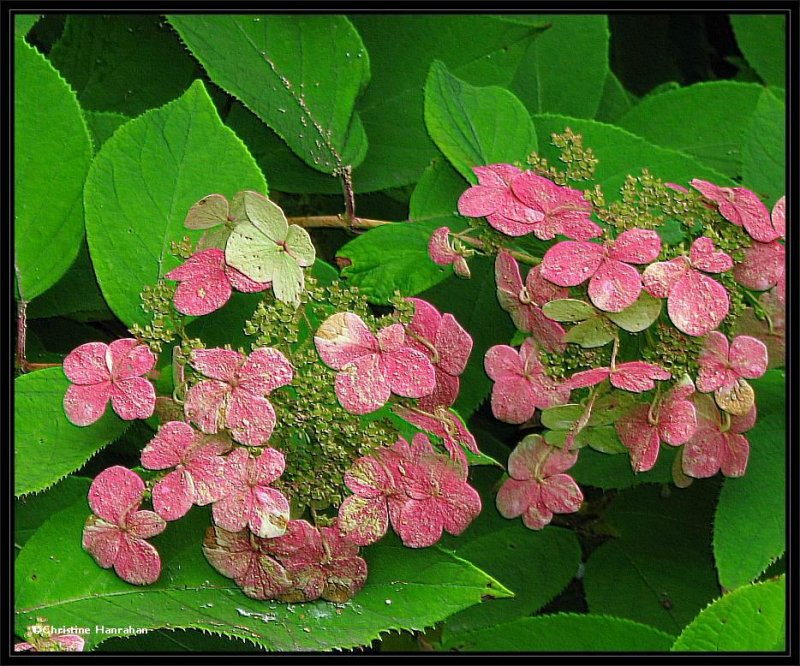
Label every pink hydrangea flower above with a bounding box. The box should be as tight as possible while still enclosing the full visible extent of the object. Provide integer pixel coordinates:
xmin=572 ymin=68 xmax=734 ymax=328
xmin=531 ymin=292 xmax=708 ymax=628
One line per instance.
xmin=495 ymin=250 xmax=567 ymax=353
xmin=15 ymin=634 xmax=85 ymax=652
xmin=696 ymin=332 xmax=767 ymax=415
xmin=691 ymin=180 xmax=782 ymax=243
xmin=681 ymin=394 xmax=756 ymax=478
xmin=567 ymin=361 xmax=672 ymax=393
xmin=141 ymin=421 xmax=230 ymax=521
xmin=389 ymin=434 xmax=481 ymax=548
xmin=82 ymin=466 xmax=166 ymax=585
xmin=267 ymin=519 xmax=368 ymax=603
xmin=510 ymin=171 xmax=602 ymax=241
xmin=212 ymin=447 xmax=290 ymax=539
xmin=428 ymin=227 xmax=471 ymax=278
xmin=642 ymin=236 xmax=733 ymax=336
xmin=540 ymin=229 xmax=662 ymax=312
xmin=314 ymin=312 xmax=436 ymax=415
xmin=404 ymin=298 xmax=472 ymax=410
xmin=393 ymin=404 xmax=480 ymax=464
xmin=165 ymin=248 xmax=270 ymax=316
xmin=203 ymin=525 xmax=291 ymax=600
xmin=733 ymin=196 xmax=785 ymax=303
xmin=732 ymin=289 xmax=785 ymax=369
xmin=615 ymin=377 xmax=698 ymax=472
xmin=63 ymin=339 xmax=156 ymax=426
xmin=485 ymin=339 xmax=571 ymax=424
xmin=496 ymin=434 xmax=583 ymax=530
xmin=457 ymin=164 xmax=544 ymax=236
xmin=184 ymin=347 xmax=293 ymax=446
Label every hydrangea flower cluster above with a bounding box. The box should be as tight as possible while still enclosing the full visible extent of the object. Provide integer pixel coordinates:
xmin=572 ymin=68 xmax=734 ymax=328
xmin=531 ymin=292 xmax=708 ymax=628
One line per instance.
xmin=63 ymin=192 xmax=482 ymax=602
xmin=434 ymin=130 xmax=784 ymax=530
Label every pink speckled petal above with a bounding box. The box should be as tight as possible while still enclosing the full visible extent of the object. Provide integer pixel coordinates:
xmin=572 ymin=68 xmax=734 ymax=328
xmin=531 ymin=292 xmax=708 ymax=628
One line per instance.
xmin=212 ymin=490 xmax=250 ymax=534
xmin=659 ymin=398 xmax=697 ymax=446
xmin=666 ymin=182 xmax=689 ymax=193
xmin=496 ymin=478 xmax=538 ymax=519
xmin=616 ymin=405 xmax=661 ymax=472
xmin=690 ymin=237 xmax=733 ymax=273
xmin=436 ymin=314 xmax=472 ymax=376
xmin=526 ymin=264 xmax=569 ymax=305
xmin=172 ymin=268 xmax=232 ymax=316
xmin=125 ymin=509 xmax=167 ymax=539
xmin=474 ymin=163 xmax=521 ymax=187
xmin=696 ymin=331 xmax=731 ymax=392
xmin=64 ymin=382 xmax=111 ymax=426
xmin=490 ymin=376 xmax=535 ymax=424
xmin=540 ymin=241 xmax=605 ymax=287
xmin=522 ymin=501 xmax=554 ymax=530
xmin=540 ymin=474 xmax=583 ymax=513
xmin=772 ymin=197 xmax=785 ymax=237
xmin=236 ymin=552 xmax=291 ymax=601
xmin=440 ymin=483 xmax=481 ymax=536
xmin=733 ymin=241 xmax=784 ymax=291
xmin=345 ymin=455 xmax=392 ymax=498
xmin=184 ymin=446 xmax=227 ymax=505
xmin=114 ymin=343 xmax=156 ymax=381
xmin=377 ymin=323 xmax=406 ymax=354
xmin=731 ymin=404 xmax=757 ymax=433
xmin=495 ymin=249 xmax=524 ymax=297
xmin=428 ymin=227 xmax=458 ymax=266
xmin=506 ymin=435 xmax=541 ymax=480
xmin=82 ymin=515 xmax=122 ymax=568
xmin=202 ymin=526 xmax=253 ymax=580
xmin=338 ymin=495 xmax=389 ymax=546
xmin=190 ymin=348 xmax=243 ymax=382
xmin=335 ymin=354 xmax=392 ymax=415
xmin=63 ymin=342 xmax=110 ymax=384
xmin=681 ymin=422 xmax=724 ymax=478
xmin=609 ymin=229 xmax=662 ymax=264
xmin=267 ymin=519 xmax=324 ymax=564
xmin=152 ymin=469 xmax=194 ymax=521
xmin=382 ymin=347 xmax=436 ymax=398
xmin=457 ymin=184 xmax=505 ymax=217
xmin=486 ymin=211 xmax=541 ymax=237
xmin=642 ymin=258 xmax=689 ymax=298
xmin=238 ymin=347 xmax=294 ymax=396
xmin=110 ymin=377 xmax=155 ymax=421
xmin=418 ymin=369 xmax=460 ymax=411
xmin=611 ymin=362 xmax=671 ymax=393
xmin=88 ymin=465 xmax=144 ymax=525
xmin=588 ymin=258 xmax=642 ymax=312
xmin=453 ymin=256 xmax=471 ymax=278
xmin=541 ymin=444 xmax=580 ymax=478
xmin=249 ymin=446 xmax=285 ymax=485
xmin=668 ymin=270 xmax=730 ymax=337
xmin=53 ymin=635 xmax=85 ymax=652
xmin=315 ymin=312 xmax=377 ymax=370
xmin=729 ymin=335 xmax=768 ymax=379
xmin=225 ymin=264 xmax=271 ymax=293
xmin=114 ymin=536 xmax=162 ymax=585
xmin=498 ymin=191 xmax=544 ymax=225
xmin=226 ymin=389 xmax=276 ymax=446
xmin=721 ymin=433 xmax=750 ymax=477
xmin=165 ymin=249 xmax=222 ymax=281
xmin=184 ymin=380 xmax=228 ymax=434
xmin=249 ymin=487 xmax=290 ymax=538
xmin=529 ymin=308 xmax=568 ymax=353
xmin=141 ymin=421 xmax=195 ymax=470
xmin=406 ymin=297 xmax=441 ymax=342
xmin=484 ymin=344 xmax=523 ymax=381
xmin=567 ymin=367 xmax=611 ymax=390
xmin=556 ymin=215 xmax=603 ymax=242
xmin=396 ymin=499 xmax=446 ymax=548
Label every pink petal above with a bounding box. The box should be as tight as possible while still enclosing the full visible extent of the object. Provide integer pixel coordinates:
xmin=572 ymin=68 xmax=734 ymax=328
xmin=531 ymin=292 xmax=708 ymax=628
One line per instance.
xmin=491 ymin=375 xmax=536 ymax=424
xmin=164 ymin=248 xmax=222 ymax=281
xmin=540 ymin=443 xmax=580 ymax=477
xmin=428 ymin=227 xmax=459 ymax=266
xmin=315 ymin=312 xmax=377 ymax=370
xmin=526 ymin=263 xmax=569 ymax=306
xmin=112 ymin=342 xmax=155 ymax=381
xmin=495 ymin=249 xmax=524 ymax=297
xmin=212 ymin=490 xmax=250 ymax=533
xmin=691 ymin=180 xmax=778 ymax=241
xmin=125 ymin=509 xmax=167 ymax=539
xmin=733 ymin=241 xmax=784 ymax=291
xmin=496 ymin=478 xmax=539 ymax=519
xmin=611 ymin=362 xmax=671 ymax=393
xmin=237 ymin=347 xmax=294 ymax=396
xmin=184 ymin=447 xmax=227 ymax=505
xmin=267 ymin=519 xmax=323 ymax=563
xmin=141 ymin=421 xmax=195 ymax=470
xmin=696 ymin=331 xmax=732 ymax=392
xmin=690 ymin=237 xmax=733 ymax=273
xmin=110 ymin=377 xmax=156 ymax=420
xmin=345 ymin=455 xmax=393 ymax=498
xmin=335 ymin=354 xmax=392 ymax=415
xmin=183 ymin=380 xmax=228 ymax=434
xmin=381 ymin=347 xmax=436 ymax=398
xmin=729 ymin=335 xmax=768 ymax=380
xmin=436 ymin=313 xmax=472 ymax=376
xmin=377 ymin=323 xmax=406 ymax=354
xmin=248 ymin=446 xmax=285 ymax=485
xmin=152 ymin=468 xmax=194 ymax=521
xmin=540 ymin=474 xmax=583 ymax=513
xmin=497 ymin=191 xmax=544 ymax=225
xmin=337 ymin=495 xmax=388 ymax=546
xmin=114 ymin=536 xmax=162 ymax=585
xmin=588 ymin=258 xmax=642 ymax=312
xmin=642 ymin=258 xmax=690 ymax=298
xmin=731 ymin=404 xmax=758 ymax=433
xmin=172 ymin=267 xmax=232 ymax=316
xmin=64 ymin=382 xmax=111 ymax=426
xmin=250 ymin=487 xmax=290 ymax=538
xmin=616 ymin=405 xmax=661 ymax=472
xmin=540 ymin=241 xmax=605 ymax=287
xmin=225 ymin=264 xmax=271 ymax=293
xmin=486 ymin=210 xmax=542 ymax=237
xmin=658 ymin=399 xmax=697 ymax=446
xmin=721 ymin=433 xmax=750 ymax=477
xmin=53 ymin=635 xmax=85 ymax=652
xmin=88 ymin=466 xmax=144 ymax=525
xmin=406 ymin=297 xmax=442 ymax=343
xmin=609 ymin=229 xmax=662 ymax=264
xmin=190 ymin=348 xmax=243 ymax=382
xmin=237 ymin=551 xmax=291 ymax=601
xmin=440 ymin=483 xmax=482 ymax=535
xmin=506 ymin=435 xmax=542 ymax=480
xmin=682 ymin=423 xmax=724 ymax=478
xmin=395 ymin=499 xmax=445 ymax=548
xmin=63 ymin=342 xmax=110 ymax=384
xmin=457 ymin=184 xmax=505 ymax=217
xmin=566 ymin=367 xmax=611 ymax=389
xmin=522 ymin=501 xmax=554 ymax=530
xmin=418 ymin=369 xmax=460 ymax=411
xmin=667 ymin=270 xmax=730 ymax=337
xmin=82 ymin=516 xmax=122 ymax=567
xmin=226 ymin=389 xmax=276 ymax=446
xmin=484 ymin=345 xmax=524 ymax=382
xmin=772 ymin=197 xmax=785 ymax=238
xmin=202 ymin=526 xmax=254 ymax=580
xmin=528 ymin=308 xmax=567 ymax=353
xmin=474 ymin=163 xmax=521 ymax=187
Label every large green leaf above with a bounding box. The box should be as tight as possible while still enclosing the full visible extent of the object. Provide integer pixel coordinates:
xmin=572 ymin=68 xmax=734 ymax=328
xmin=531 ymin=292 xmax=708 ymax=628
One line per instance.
xmin=15 ymin=476 xmax=91 ymax=548
xmin=509 ymin=15 xmax=609 ymax=119
xmin=443 ymin=613 xmax=674 ymax=652
xmin=617 ymin=81 xmax=764 ymax=178
xmin=49 ymin=15 xmax=198 ymax=116
xmin=742 ymin=88 xmax=785 ymax=205
xmin=168 ymin=15 xmax=369 ymax=173
xmin=730 ymin=15 xmax=786 ymax=88
xmin=713 ymin=371 xmax=785 ymax=590
xmin=570 ymin=446 xmax=673 ymax=490
xmin=14 ymin=37 xmax=92 ymax=302
xmin=15 ymin=501 xmax=511 ymax=652
xmin=672 ymin=577 xmax=785 ymax=651
xmin=424 ymin=60 xmax=537 ymax=183
xmin=595 ymin=70 xmax=636 ymax=123
xmin=85 ymin=111 xmax=130 ymax=149
xmin=84 ymin=80 xmax=266 ymax=327
xmin=14 ymin=368 xmax=129 ymax=497
xmin=15 ymin=14 xmax=40 ymax=37
xmin=583 ymin=482 xmax=720 ymax=634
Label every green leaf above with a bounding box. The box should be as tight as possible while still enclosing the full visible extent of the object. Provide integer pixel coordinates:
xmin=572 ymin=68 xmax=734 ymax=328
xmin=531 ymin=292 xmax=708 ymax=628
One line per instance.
xmin=85 ymin=111 xmax=129 ymax=149
xmin=424 ymin=60 xmax=537 ymax=183
xmin=742 ymin=88 xmax=785 ymax=205
xmin=617 ymin=81 xmax=764 ymax=179
xmin=541 ymin=404 xmax=585 ymax=430
xmin=606 ymin=291 xmax=662 ymax=332
xmin=584 ymin=482 xmax=721 ymax=634
xmin=564 ymin=316 xmax=615 ymax=348
xmin=443 ymin=613 xmax=674 ymax=652
xmin=672 ymin=577 xmax=785 ymax=651
xmin=714 ymin=371 xmax=785 ymax=590
xmin=84 ymin=80 xmax=266 ymax=327
xmin=14 ymin=368 xmax=129 ymax=497
xmin=15 ymin=476 xmax=91 ymax=548
xmin=15 ymin=501 xmax=510 ymax=652
xmin=15 ymin=14 xmax=41 ymax=37
xmin=98 ymin=628 xmax=257 ymax=652
xmin=584 ymin=426 xmax=628 ymax=454
xmin=168 ymin=15 xmax=370 ymax=173
xmin=571 ymin=446 xmax=674 ymax=490
xmin=730 ymin=15 xmax=786 ymax=87
xmin=509 ymin=15 xmax=610 ymax=119
xmin=49 ymin=15 xmax=198 ymax=116
xmin=595 ymin=70 xmax=636 ymax=123
xmin=350 ymin=16 xmax=544 ymax=191
xmin=541 ymin=298 xmax=594 ymax=322
xmin=14 ymin=37 xmax=92 ymax=302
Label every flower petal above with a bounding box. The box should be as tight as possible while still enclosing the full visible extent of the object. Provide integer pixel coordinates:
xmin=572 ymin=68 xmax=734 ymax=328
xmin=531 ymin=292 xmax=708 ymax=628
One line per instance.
xmin=226 ymin=264 xmax=271 ymax=293
xmin=616 ymin=405 xmax=661 ymax=472
xmin=141 ymin=421 xmax=195 ymax=470
xmin=729 ymin=335 xmax=768 ymax=380
xmin=689 ymin=237 xmax=733 ymax=273
xmin=540 ymin=474 xmax=583 ymax=513
xmin=335 ymin=354 xmax=392 ymax=415
xmin=126 ymin=509 xmax=167 ymax=539
xmin=64 ymin=382 xmax=111 ymax=426
xmin=540 ymin=241 xmax=605 ymax=287
xmin=667 ymin=270 xmax=730 ymax=337
xmin=184 ymin=380 xmax=229 ymax=434
xmin=406 ymin=297 xmax=441 ymax=343
xmin=190 ymin=348 xmax=243 ymax=382
xmin=522 ymin=500 xmax=553 ymax=530
xmin=395 ymin=499 xmax=445 ymax=548
xmin=490 ymin=375 xmax=536 ymax=424
xmin=440 ymin=483 xmax=481 ymax=536
xmin=457 ymin=184 xmax=505 ymax=217
xmin=88 ymin=466 xmax=144 ymax=525
xmin=82 ymin=515 xmax=122 ymax=568
xmin=588 ymin=258 xmax=642 ymax=312
xmin=226 ymin=389 xmax=276 ymax=446
xmin=733 ymin=241 xmax=784 ymax=291
xmin=110 ymin=377 xmax=156 ymax=420
xmin=63 ymin=342 xmax=110 ymax=384
xmin=250 ymin=487 xmax=290 ymax=538
xmin=609 ymin=229 xmax=662 ymax=263
xmin=720 ymin=433 xmax=750 ymax=477
xmin=642 ymin=258 xmax=689 ymax=298
xmin=418 ymin=369 xmax=460 ymax=411
xmin=237 ymin=347 xmax=294 ymax=396
xmin=682 ymin=422 xmax=724 ymax=478
xmin=496 ymin=478 xmax=538 ymax=518
xmin=611 ymin=362 xmax=671 ymax=393
xmin=114 ymin=536 xmax=162 ymax=585
xmin=696 ymin=331 xmax=732 ymax=392
xmin=172 ymin=266 xmax=232 ymax=316
xmin=381 ymin=347 xmax=436 ymax=398
xmin=345 ymin=455 xmax=392 ymax=498
xmin=474 ymin=163 xmax=520 ymax=187
xmin=436 ymin=313 xmax=472 ymax=376
xmin=184 ymin=446 xmax=228 ymax=505
xmin=285 ymin=224 xmax=316 ymax=267
xmin=202 ymin=526 xmax=253 ymax=580
xmin=337 ymin=495 xmax=388 ymax=546
xmin=659 ymin=398 xmax=697 ymax=447
xmin=151 ymin=469 xmax=195 ymax=521
xmin=165 ymin=249 xmax=223 ymax=280
xmin=315 ymin=312 xmax=377 ymax=370
xmin=484 ymin=344 xmax=524 ymax=381
xmin=772 ymin=196 xmax=785 ymax=238
xmin=566 ymin=367 xmax=611 ymax=390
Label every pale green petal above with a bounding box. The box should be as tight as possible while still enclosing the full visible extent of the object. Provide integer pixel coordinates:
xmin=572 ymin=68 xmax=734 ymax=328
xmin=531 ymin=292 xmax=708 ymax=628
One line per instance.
xmin=272 ymin=254 xmax=304 ymax=306
xmin=239 ymin=190 xmax=288 ymax=243
xmin=184 ymin=193 xmax=229 ymax=230
xmin=606 ymin=291 xmax=662 ymax=332
xmin=285 ymin=224 xmax=316 ymax=267
xmin=564 ymin=316 xmax=615 ymax=348
xmin=226 ymin=220 xmax=284 ymax=282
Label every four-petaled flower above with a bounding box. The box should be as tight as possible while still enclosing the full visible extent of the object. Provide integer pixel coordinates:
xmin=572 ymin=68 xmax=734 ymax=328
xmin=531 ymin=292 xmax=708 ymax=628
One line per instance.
xmin=404 ymin=298 xmax=472 ymax=410
xmin=733 ymin=196 xmax=785 ymax=304
xmin=540 ymin=229 xmax=662 ymax=312
xmin=82 ymin=466 xmax=166 ymax=585
xmin=428 ymin=226 xmax=471 ymax=278
xmin=642 ymin=236 xmax=733 ymax=336
xmin=184 ymin=347 xmax=293 ymax=446
xmin=615 ymin=377 xmax=698 ymax=472
xmin=140 ymin=421 xmax=230 ymax=521
xmin=165 ymin=248 xmax=270 ymax=316
xmin=485 ymin=338 xmax=571 ymax=424
xmin=314 ymin=312 xmax=436 ymax=415
xmin=63 ymin=339 xmax=156 ymax=426
xmin=495 ymin=250 xmax=567 ymax=352
xmin=691 ymin=180 xmax=783 ymax=243
xmin=696 ymin=332 xmax=767 ymax=415
xmin=496 ymin=434 xmax=583 ymax=530
xmin=212 ymin=447 xmax=290 ymax=539
xmin=567 ymin=361 xmax=672 ymax=393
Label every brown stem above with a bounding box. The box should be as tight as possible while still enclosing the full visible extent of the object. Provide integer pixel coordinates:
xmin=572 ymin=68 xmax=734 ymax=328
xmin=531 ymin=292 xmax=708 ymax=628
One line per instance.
xmin=16 ymin=300 xmax=28 ymax=371
xmin=340 ymin=165 xmax=356 ymax=225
